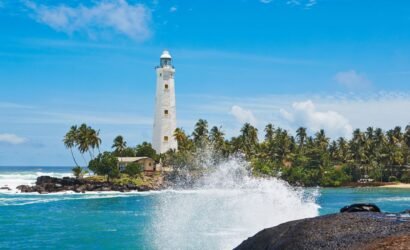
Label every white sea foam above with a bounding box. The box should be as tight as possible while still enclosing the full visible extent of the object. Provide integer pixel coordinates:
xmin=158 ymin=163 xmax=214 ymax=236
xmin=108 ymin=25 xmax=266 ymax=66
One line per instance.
xmin=151 ymin=157 xmax=320 ymax=250
xmin=0 ymin=170 xmax=72 ymax=192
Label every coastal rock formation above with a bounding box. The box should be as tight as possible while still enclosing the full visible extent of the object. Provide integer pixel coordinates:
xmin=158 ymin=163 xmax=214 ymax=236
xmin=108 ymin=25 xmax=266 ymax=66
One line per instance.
xmin=17 ymin=176 xmax=163 ymax=194
xmin=235 ymin=211 xmax=410 ymax=250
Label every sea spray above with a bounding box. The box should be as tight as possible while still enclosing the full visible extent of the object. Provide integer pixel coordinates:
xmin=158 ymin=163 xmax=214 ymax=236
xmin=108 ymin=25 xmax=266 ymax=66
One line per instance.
xmin=151 ymin=155 xmax=319 ymax=250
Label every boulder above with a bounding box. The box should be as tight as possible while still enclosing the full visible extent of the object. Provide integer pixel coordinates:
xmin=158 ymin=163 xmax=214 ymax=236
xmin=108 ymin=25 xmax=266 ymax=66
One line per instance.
xmin=16 ymin=185 xmax=33 ymax=192
xmin=235 ymin=210 xmax=410 ymax=250
xmin=0 ymin=186 xmax=11 ymax=191
xmin=340 ymin=203 xmax=381 ymax=213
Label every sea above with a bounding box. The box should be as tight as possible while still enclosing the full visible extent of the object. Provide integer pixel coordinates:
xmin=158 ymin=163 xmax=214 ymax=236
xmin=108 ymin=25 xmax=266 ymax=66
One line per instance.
xmin=1 ymin=163 xmax=409 ymax=250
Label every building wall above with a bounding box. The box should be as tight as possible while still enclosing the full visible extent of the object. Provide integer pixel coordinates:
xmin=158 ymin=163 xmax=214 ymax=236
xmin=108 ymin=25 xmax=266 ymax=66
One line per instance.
xmin=152 ymin=63 xmax=178 ymax=154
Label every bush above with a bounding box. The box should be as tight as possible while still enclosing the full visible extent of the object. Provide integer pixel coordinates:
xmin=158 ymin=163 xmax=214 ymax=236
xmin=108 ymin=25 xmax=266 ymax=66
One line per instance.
xmin=400 ymin=172 xmax=410 ymax=183
xmin=320 ymin=167 xmax=351 ymax=187
xmin=388 ymin=176 xmax=398 ymax=182
xmin=125 ymin=163 xmax=143 ymax=177
xmin=88 ymin=152 xmax=120 ymax=182
xmin=72 ymin=166 xmax=88 ymax=179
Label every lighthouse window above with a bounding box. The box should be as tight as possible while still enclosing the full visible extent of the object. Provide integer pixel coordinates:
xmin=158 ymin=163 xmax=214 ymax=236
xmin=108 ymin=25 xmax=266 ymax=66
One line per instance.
xmin=164 ymin=136 xmax=169 ymax=142
xmin=165 ymin=84 xmax=169 ymax=89
xmin=159 ymin=73 xmax=162 ymax=77
xmin=164 ymin=110 xmax=169 ymax=115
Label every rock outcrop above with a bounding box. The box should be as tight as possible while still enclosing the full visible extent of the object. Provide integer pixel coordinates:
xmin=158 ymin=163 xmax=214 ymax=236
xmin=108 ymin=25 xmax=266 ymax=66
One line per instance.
xmin=17 ymin=176 xmax=163 ymax=194
xmin=235 ymin=209 xmax=410 ymax=250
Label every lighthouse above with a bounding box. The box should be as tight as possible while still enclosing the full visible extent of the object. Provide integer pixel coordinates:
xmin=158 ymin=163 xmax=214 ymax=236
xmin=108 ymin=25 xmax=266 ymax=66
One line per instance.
xmin=152 ymin=50 xmax=178 ymax=154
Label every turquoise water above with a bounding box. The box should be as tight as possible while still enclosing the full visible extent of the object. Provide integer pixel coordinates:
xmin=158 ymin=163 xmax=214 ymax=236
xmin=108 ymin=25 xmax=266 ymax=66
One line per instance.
xmin=0 ymin=166 xmax=409 ymax=249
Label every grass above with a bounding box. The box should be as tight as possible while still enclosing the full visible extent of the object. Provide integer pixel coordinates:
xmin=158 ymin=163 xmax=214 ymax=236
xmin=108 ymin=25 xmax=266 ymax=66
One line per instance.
xmin=85 ymin=173 xmax=157 ymax=186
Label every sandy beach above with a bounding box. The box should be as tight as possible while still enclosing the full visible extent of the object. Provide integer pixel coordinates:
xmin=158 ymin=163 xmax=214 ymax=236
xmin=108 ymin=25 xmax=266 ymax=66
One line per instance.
xmin=381 ymin=183 xmax=410 ymax=189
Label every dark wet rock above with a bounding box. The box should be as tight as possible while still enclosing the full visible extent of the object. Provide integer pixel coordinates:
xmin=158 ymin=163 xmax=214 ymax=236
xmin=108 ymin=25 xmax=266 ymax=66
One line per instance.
xmin=340 ymin=203 xmax=381 ymax=213
xmin=0 ymin=186 xmax=11 ymax=191
xmin=235 ymin=211 xmax=410 ymax=250
xmin=16 ymin=185 xmax=33 ymax=192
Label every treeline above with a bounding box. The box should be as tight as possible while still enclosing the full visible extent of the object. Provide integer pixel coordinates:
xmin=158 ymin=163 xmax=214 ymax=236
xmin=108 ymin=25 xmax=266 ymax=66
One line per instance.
xmin=164 ymin=119 xmax=410 ymax=187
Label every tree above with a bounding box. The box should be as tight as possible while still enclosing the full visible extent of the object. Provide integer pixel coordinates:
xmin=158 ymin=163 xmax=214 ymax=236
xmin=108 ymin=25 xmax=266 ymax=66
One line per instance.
xmin=192 ymin=119 xmax=209 ymax=145
xmin=124 ymin=162 xmax=143 ymax=177
xmin=135 ymin=142 xmax=158 ymax=160
xmin=174 ymin=128 xmax=192 ymax=152
xmin=209 ymin=126 xmax=225 ymax=155
xmin=63 ymin=124 xmax=101 ymax=166
xmin=296 ymin=127 xmax=307 ymax=148
xmin=72 ymin=166 xmax=88 ymax=179
xmin=88 ymin=152 xmax=120 ymax=182
xmin=264 ymin=124 xmax=275 ymax=143
xmin=63 ymin=125 xmax=80 ymax=167
xmin=240 ymin=123 xmax=259 ymax=158
xmin=112 ymin=135 xmax=127 ymax=156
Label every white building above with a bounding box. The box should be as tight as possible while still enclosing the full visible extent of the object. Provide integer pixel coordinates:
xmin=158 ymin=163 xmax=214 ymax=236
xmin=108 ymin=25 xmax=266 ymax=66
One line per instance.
xmin=152 ymin=50 xmax=178 ymax=154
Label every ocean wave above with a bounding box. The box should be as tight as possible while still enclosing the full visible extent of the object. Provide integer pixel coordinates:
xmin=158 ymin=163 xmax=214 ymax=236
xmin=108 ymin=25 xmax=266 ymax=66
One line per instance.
xmin=0 ymin=171 xmax=72 ymax=192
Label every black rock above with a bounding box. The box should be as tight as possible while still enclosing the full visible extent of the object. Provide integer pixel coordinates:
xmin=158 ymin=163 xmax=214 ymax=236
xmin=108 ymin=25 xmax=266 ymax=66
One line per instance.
xmin=16 ymin=185 xmax=33 ymax=192
xmin=0 ymin=186 xmax=11 ymax=190
xmin=234 ymin=211 xmax=410 ymax=250
xmin=340 ymin=203 xmax=381 ymax=213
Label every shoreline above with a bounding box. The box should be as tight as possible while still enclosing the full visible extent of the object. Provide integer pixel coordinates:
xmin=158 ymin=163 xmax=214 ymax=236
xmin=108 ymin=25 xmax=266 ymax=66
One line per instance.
xmin=379 ymin=183 xmax=410 ymax=189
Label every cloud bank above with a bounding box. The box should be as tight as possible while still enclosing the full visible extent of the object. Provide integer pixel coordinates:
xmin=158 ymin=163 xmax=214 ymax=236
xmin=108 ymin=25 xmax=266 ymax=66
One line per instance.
xmin=0 ymin=134 xmax=27 ymax=145
xmin=25 ymin=0 xmax=151 ymax=41
xmin=280 ymin=100 xmax=353 ymax=138
xmin=334 ymin=70 xmax=371 ymax=90
xmin=230 ymin=105 xmax=257 ymax=125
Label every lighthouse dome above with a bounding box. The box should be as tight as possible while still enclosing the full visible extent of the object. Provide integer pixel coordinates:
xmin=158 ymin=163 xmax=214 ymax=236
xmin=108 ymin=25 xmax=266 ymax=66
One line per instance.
xmin=160 ymin=50 xmax=172 ymax=59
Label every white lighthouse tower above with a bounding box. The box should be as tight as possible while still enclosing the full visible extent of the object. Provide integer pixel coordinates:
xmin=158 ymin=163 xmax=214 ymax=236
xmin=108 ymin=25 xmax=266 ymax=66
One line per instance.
xmin=152 ymin=50 xmax=178 ymax=154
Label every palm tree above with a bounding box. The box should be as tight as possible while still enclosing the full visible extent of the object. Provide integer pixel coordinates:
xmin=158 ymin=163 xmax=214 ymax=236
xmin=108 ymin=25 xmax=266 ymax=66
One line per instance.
xmin=174 ymin=128 xmax=189 ymax=151
xmin=63 ymin=125 xmax=80 ymax=167
xmin=314 ymin=129 xmax=329 ymax=151
xmin=192 ymin=119 xmax=209 ymax=145
xmin=209 ymin=126 xmax=225 ymax=146
xmin=240 ymin=123 xmax=259 ymax=158
xmin=112 ymin=135 xmax=127 ymax=156
xmin=77 ymin=124 xmax=92 ymax=162
xmin=88 ymin=128 xmax=102 ymax=158
xmin=264 ymin=124 xmax=275 ymax=143
xmin=296 ymin=127 xmax=307 ymax=150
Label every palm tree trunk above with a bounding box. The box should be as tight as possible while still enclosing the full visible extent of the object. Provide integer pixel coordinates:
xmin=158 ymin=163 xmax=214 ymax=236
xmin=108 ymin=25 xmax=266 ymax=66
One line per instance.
xmin=70 ymin=148 xmax=80 ymax=167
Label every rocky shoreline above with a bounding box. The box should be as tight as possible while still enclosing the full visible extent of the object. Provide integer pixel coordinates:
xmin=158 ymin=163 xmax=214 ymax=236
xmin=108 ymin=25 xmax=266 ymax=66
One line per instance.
xmin=16 ymin=176 xmax=163 ymax=194
xmin=235 ymin=204 xmax=410 ymax=250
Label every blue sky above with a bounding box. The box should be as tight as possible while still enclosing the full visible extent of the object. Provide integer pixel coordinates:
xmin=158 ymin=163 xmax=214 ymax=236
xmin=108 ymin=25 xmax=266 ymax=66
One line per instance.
xmin=0 ymin=0 xmax=410 ymax=166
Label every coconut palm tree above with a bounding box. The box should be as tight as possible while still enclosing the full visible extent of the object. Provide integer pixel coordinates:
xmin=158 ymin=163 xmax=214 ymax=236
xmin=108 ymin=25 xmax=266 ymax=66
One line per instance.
xmin=88 ymin=128 xmax=102 ymax=157
xmin=112 ymin=135 xmax=127 ymax=156
xmin=192 ymin=119 xmax=209 ymax=145
xmin=209 ymin=126 xmax=225 ymax=147
xmin=264 ymin=124 xmax=275 ymax=143
xmin=63 ymin=125 xmax=80 ymax=167
xmin=296 ymin=127 xmax=307 ymax=150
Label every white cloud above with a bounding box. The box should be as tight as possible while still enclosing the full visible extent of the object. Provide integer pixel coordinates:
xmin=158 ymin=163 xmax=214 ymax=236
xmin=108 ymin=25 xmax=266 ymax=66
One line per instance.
xmin=286 ymin=0 xmax=301 ymax=5
xmin=25 ymin=0 xmax=151 ymax=41
xmin=305 ymin=0 xmax=317 ymax=8
xmin=280 ymin=100 xmax=353 ymax=138
xmin=0 ymin=134 xmax=27 ymax=145
xmin=334 ymin=70 xmax=371 ymax=90
xmin=170 ymin=6 xmax=177 ymax=12
xmin=230 ymin=105 xmax=257 ymax=125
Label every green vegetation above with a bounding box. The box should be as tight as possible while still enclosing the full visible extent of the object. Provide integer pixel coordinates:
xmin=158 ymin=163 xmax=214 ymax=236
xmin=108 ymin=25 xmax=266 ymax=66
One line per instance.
xmin=88 ymin=152 xmax=120 ymax=182
xmin=72 ymin=166 xmax=88 ymax=179
xmin=124 ymin=162 xmax=144 ymax=177
xmin=164 ymin=120 xmax=410 ymax=187
xmin=64 ymin=121 xmax=410 ymax=187
xmin=64 ymin=125 xmax=158 ymax=183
